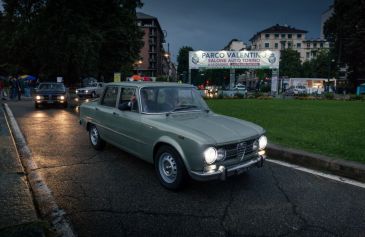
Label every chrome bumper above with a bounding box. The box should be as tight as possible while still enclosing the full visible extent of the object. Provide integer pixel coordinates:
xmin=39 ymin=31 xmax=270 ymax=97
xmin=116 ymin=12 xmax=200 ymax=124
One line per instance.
xmin=189 ymin=155 xmax=265 ymax=181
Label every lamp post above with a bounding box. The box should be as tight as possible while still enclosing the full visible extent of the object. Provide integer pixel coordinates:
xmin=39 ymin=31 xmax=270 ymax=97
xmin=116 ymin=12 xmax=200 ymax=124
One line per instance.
xmin=164 ymin=43 xmax=170 ymax=82
xmin=327 ymin=58 xmax=335 ymax=92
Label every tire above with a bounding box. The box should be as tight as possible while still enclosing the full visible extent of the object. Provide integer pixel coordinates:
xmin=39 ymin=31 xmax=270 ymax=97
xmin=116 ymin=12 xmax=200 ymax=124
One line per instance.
xmin=34 ymin=103 xmax=39 ymax=109
xmin=63 ymin=102 xmax=68 ymax=108
xmin=155 ymin=145 xmax=187 ymax=190
xmin=89 ymin=124 xmax=105 ymax=150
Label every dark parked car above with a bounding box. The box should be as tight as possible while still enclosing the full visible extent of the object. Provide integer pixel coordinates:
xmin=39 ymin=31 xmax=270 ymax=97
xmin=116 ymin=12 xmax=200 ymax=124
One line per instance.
xmin=34 ymin=82 xmax=68 ymax=108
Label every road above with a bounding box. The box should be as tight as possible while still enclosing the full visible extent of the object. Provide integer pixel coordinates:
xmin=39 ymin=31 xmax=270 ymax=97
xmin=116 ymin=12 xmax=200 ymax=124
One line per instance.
xmin=6 ymin=100 xmax=365 ymax=237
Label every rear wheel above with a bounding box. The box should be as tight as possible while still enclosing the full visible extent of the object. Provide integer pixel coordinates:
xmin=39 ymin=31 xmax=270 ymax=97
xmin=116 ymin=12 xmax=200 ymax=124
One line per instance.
xmin=89 ymin=124 xmax=105 ymax=150
xmin=155 ymin=145 xmax=187 ymax=190
xmin=34 ymin=103 xmax=39 ymax=109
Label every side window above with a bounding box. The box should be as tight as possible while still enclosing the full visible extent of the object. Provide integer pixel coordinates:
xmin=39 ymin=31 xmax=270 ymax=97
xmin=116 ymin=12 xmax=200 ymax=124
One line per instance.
xmin=119 ymin=87 xmax=138 ymax=112
xmin=101 ymin=86 xmax=118 ymax=107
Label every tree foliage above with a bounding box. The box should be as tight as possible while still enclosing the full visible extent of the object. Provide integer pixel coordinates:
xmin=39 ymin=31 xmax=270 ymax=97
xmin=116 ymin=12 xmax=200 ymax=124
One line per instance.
xmin=324 ymin=0 xmax=365 ymax=85
xmin=176 ymin=46 xmax=193 ymax=82
xmin=0 ymin=0 xmax=144 ymax=85
xmin=279 ymin=49 xmax=301 ymax=77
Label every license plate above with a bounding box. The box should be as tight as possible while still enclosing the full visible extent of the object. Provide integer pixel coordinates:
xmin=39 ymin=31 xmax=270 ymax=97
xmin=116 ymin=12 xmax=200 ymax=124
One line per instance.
xmin=48 ymin=101 xmax=54 ymax=104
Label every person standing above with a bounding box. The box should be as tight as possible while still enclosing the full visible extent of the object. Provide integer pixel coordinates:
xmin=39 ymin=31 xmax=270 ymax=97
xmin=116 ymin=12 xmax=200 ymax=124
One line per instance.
xmin=15 ymin=77 xmax=22 ymax=101
xmin=0 ymin=79 xmax=4 ymax=100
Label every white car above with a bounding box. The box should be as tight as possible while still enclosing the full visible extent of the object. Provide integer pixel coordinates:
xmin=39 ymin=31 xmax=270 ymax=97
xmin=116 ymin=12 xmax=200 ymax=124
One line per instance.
xmin=233 ymin=84 xmax=248 ymax=95
xmin=76 ymin=82 xmax=104 ymax=98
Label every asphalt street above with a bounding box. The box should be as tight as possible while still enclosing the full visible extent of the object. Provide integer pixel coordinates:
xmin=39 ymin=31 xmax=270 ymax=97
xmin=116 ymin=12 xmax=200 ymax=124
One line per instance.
xmin=6 ymin=100 xmax=365 ymax=237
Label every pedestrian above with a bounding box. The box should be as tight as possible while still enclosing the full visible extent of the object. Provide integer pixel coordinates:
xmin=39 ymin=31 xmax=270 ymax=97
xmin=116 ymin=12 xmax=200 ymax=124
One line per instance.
xmin=10 ymin=76 xmax=17 ymax=100
xmin=0 ymin=79 xmax=4 ymax=100
xmin=15 ymin=77 xmax=22 ymax=101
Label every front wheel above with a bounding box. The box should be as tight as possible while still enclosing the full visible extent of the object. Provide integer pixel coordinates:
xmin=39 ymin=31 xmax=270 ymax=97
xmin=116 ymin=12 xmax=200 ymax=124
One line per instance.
xmin=155 ymin=145 xmax=187 ymax=190
xmin=89 ymin=124 xmax=105 ymax=150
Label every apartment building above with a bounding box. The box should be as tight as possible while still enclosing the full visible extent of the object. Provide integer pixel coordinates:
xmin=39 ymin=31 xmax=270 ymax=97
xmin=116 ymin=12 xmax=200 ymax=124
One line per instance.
xmin=136 ymin=12 xmax=165 ymax=77
xmin=250 ymin=24 xmax=329 ymax=62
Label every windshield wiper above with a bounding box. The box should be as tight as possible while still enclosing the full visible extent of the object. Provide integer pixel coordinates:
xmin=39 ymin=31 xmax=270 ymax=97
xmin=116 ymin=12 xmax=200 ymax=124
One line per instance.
xmin=171 ymin=105 xmax=198 ymax=112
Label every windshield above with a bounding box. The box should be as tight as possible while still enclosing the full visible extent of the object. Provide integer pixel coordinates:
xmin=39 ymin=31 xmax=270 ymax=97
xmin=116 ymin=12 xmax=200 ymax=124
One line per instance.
xmin=38 ymin=83 xmax=65 ymax=90
xmin=140 ymin=86 xmax=209 ymax=113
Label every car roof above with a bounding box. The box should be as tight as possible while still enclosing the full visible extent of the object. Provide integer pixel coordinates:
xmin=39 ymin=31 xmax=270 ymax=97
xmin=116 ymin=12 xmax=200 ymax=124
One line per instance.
xmin=105 ymin=82 xmax=194 ymax=89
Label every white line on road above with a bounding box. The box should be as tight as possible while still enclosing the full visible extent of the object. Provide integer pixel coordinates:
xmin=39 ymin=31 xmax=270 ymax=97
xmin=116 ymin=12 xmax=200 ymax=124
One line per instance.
xmin=4 ymin=103 xmax=76 ymax=237
xmin=267 ymin=159 xmax=365 ymax=189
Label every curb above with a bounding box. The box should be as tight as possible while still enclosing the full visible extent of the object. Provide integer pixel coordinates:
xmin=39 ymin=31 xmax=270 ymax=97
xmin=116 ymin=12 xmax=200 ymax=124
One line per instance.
xmin=3 ymin=103 xmax=76 ymax=237
xmin=267 ymin=143 xmax=365 ymax=183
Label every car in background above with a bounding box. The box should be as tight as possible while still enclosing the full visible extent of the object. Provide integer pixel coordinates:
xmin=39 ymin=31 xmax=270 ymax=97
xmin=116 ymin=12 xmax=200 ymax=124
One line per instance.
xmin=233 ymin=84 xmax=248 ymax=96
xmin=76 ymin=82 xmax=104 ymax=98
xmin=34 ymin=82 xmax=68 ymax=108
xmin=79 ymin=82 xmax=267 ymax=190
xmin=284 ymin=85 xmax=307 ymax=96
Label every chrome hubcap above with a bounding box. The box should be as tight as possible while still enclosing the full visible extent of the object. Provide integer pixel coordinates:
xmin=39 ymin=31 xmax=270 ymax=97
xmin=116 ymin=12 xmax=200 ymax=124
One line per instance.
xmin=90 ymin=127 xmax=98 ymax=145
xmin=159 ymin=153 xmax=177 ymax=183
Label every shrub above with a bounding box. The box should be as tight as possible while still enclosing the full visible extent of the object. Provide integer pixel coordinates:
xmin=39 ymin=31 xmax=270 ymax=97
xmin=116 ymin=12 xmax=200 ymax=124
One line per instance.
xmin=324 ymin=93 xmax=334 ymax=100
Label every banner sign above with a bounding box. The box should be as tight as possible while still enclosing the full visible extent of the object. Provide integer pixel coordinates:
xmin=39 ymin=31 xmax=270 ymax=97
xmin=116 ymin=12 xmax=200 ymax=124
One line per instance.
xmin=189 ymin=50 xmax=280 ymax=69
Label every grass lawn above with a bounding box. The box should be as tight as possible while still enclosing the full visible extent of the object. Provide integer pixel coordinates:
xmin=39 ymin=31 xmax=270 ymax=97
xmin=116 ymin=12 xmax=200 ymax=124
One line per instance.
xmin=206 ymin=99 xmax=365 ymax=163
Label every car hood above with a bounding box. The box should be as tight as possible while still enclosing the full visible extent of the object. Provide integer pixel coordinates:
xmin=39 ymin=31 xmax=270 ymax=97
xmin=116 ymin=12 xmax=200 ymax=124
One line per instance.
xmin=150 ymin=112 xmax=265 ymax=145
xmin=77 ymin=86 xmax=97 ymax=90
xmin=36 ymin=90 xmax=66 ymax=94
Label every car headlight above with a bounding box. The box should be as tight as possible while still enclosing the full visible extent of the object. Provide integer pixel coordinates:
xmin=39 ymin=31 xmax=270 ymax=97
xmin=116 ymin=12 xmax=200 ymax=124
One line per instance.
xmin=75 ymin=89 xmax=79 ymax=93
xmin=85 ymin=90 xmax=89 ymax=93
xmin=204 ymin=147 xmax=217 ymax=164
xmin=259 ymin=135 xmax=267 ymax=150
xmin=35 ymin=95 xmax=43 ymax=100
xmin=57 ymin=95 xmax=65 ymax=100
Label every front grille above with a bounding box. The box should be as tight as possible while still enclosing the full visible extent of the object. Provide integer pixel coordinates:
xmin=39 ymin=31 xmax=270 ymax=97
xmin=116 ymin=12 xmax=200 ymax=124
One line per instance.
xmin=219 ymin=139 xmax=256 ymax=161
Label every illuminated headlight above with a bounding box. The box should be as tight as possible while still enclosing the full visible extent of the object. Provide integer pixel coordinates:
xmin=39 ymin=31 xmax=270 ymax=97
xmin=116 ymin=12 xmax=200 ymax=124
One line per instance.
xmin=204 ymin=147 xmax=217 ymax=164
xmin=58 ymin=95 xmax=65 ymax=100
xmin=35 ymin=95 xmax=43 ymax=100
xmin=85 ymin=90 xmax=89 ymax=93
xmin=217 ymin=148 xmax=226 ymax=161
xmin=259 ymin=135 xmax=268 ymax=150
xmin=75 ymin=89 xmax=79 ymax=93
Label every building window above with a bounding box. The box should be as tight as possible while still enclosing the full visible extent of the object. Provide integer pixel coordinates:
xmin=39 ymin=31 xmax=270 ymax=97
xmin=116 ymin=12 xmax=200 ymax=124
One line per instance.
xmin=274 ymin=43 xmax=278 ymax=49
xmin=281 ymin=34 xmax=286 ymax=39
xmin=265 ymin=33 xmax=270 ymax=39
xmin=297 ymin=43 xmax=301 ymax=48
xmin=274 ymin=34 xmax=279 ymax=39
xmin=288 ymin=42 xmax=292 ymax=48
xmin=306 ymin=52 xmax=310 ymax=58
xmin=288 ymin=34 xmax=292 ymax=39
xmin=265 ymin=43 xmax=270 ymax=48
xmin=313 ymin=43 xmax=317 ymax=48
xmin=307 ymin=43 xmax=310 ymax=48
xmin=281 ymin=41 xmax=286 ymax=49
xmin=320 ymin=42 xmax=324 ymax=48
xmin=297 ymin=34 xmax=302 ymax=39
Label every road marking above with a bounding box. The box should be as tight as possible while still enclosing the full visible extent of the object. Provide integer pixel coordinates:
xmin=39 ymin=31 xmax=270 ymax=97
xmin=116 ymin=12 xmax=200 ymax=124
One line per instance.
xmin=267 ymin=159 xmax=365 ymax=189
xmin=4 ymin=103 xmax=76 ymax=237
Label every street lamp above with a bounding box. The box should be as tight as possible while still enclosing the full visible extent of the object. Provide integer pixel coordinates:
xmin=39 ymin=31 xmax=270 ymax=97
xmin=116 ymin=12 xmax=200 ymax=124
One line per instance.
xmin=327 ymin=59 xmax=335 ymax=92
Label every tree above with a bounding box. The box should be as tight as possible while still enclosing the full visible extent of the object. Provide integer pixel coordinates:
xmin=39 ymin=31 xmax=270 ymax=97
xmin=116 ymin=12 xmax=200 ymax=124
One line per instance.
xmin=0 ymin=0 xmax=144 ymax=85
xmin=324 ymin=0 xmax=365 ymax=87
xmin=177 ymin=46 xmax=193 ymax=83
xmin=279 ymin=49 xmax=302 ymax=78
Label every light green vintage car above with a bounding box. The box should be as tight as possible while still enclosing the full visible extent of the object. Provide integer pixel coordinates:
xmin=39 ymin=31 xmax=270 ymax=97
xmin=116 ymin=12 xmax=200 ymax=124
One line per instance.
xmin=79 ymin=82 xmax=267 ymax=190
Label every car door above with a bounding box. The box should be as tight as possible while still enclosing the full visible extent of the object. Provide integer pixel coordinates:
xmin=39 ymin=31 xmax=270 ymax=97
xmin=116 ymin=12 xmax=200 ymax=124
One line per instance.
xmin=112 ymin=86 xmax=143 ymax=156
xmin=95 ymin=85 xmax=120 ymax=142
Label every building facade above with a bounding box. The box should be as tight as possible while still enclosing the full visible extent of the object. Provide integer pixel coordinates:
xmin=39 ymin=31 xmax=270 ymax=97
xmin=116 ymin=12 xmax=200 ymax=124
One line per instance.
xmin=136 ymin=12 xmax=165 ymax=77
xmin=250 ymin=24 xmax=329 ymax=62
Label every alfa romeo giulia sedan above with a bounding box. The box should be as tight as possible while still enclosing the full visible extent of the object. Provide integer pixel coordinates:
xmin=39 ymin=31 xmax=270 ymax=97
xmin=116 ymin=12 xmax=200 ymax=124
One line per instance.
xmin=79 ymin=82 xmax=267 ymax=190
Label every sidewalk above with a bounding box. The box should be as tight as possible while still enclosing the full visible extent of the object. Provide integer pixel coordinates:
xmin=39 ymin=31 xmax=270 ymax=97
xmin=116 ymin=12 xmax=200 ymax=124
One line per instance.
xmin=0 ymin=104 xmax=45 ymax=237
